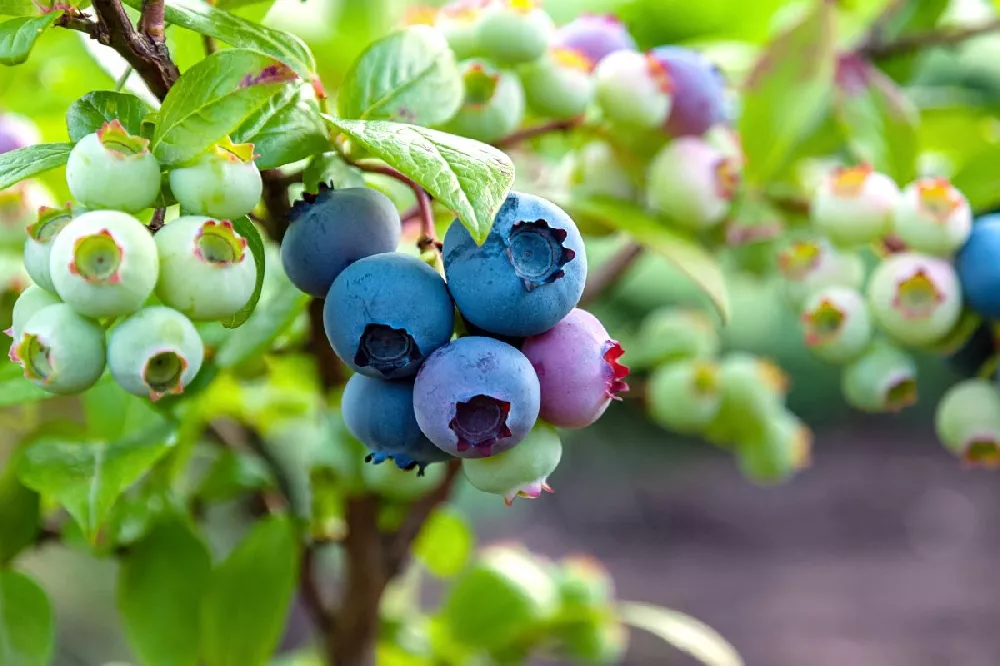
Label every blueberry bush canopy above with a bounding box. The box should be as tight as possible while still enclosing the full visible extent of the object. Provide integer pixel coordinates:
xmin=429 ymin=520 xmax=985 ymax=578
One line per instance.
xmin=0 ymin=0 xmax=999 ymax=664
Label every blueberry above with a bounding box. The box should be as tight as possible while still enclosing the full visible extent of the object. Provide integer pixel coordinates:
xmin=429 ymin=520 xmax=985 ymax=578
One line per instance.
xmin=0 ymin=113 xmax=40 ymax=155
xmin=521 ymin=308 xmax=629 ymax=428
xmin=935 ymin=378 xmax=1000 ymax=468
xmin=168 ymin=140 xmax=263 ymax=221
xmin=777 ymin=238 xmax=865 ymax=307
xmin=444 ymin=60 xmax=525 ymax=143
xmin=552 ymin=13 xmax=637 ymax=65
xmin=475 ymin=0 xmax=554 ymax=66
xmin=649 ymin=46 xmax=729 ymax=137
xmin=6 ymin=284 xmax=59 ymax=345
xmin=646 ymin=136 xmax=740 ymax=231
xmin=107 ymin=306 xmax=204 ymax=401
xmin=800 ymin=286 xmax=873 ymax=364
xmin=66 ymin=121 xmax=161 ymax=213
xmin=737 ymin=409 xmax=812 ymax=485
xmin=956 ymin=214 xmax=1000 ymax=319
xmin=561 ymin=140 xmax=637 ymax=202
xmin=281 ymin=186 xmax=401 ymax=298
xmin=434 ymin=0 xmax=490 ymax=60
xmin=324 ymin=253 xmax=454 ymax=379
xmin=413 ymin=336 xmax=540 ymax=458
xmin=11 ymin=303 xmax=106 ymax=395
xmin=632 ymin=307 xmax=719 ymax=368
xmin=867 ymin=252 xmax=962 ymax=347
xmin=594 ymin=50 xmax=672 ymax=130
xmin=342 ymin=373 xmax=453 ymax=472
xmin=443 ymin=192 xmax=586 ymax=338
xmin=811 ymin=164 xmax=899 ymax=249
xmin=461 ymin=423 xmax=561 ymax=505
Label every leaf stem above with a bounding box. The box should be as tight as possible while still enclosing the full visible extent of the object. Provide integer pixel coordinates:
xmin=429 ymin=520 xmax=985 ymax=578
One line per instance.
xmin=355 ymin=161 xmax=439 ymax=253
xmin=113 ymin=65 xmax=133 ymax=91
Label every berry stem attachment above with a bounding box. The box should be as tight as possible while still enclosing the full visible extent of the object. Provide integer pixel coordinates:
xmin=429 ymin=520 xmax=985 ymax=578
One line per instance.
xmin=355 ymin=161 xmax=439 ymax=253
xmin=492 ymin=117 xmax=582 ymax=148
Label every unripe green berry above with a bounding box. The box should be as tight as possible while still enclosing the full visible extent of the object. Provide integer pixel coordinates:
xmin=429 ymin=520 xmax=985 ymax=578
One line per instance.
xmin=647 ymin=359 xmax=722 ymax=435
xmin=443 ymin=60 xmax=525 ymax=143
xmin=841 ymin=339 xmax=917 ymax=413
xmin=154 ymin=216 xmax=256 ymax=321
xmin=800 ymin=286 xmax=873 ymax=364
xmin=66 ymin=121 xmax=161 ymax=213
xmin=891 ymin=177 xmax=971 ymax=257
xmin=633 ymin=307 xmax=720 ymax=368
xmin=704 ymin=353 xmax=788 ymax=445
xmin=518 ymin=46 xmax=595 ymax=120
xmin=49 ymin=210 xmax=159 ymax=319
xmin=0 ymin=180 xmax=56 ymax=247
xmin=462 ymin=424 xmax=561 ymax=505
xmin=107 ymin=306 xmax=204 ymax=401
xmin=168 ymin=140 xmax=263 ymax=220
xmin=554 ymin=555 xmax=614 ymax=615
xmin=777 ymin=238 xmax=865 ymax=307
xmin=23 ymin=205 xmax=77 ymax=294
xmin=646 ymin=137 xmax=740 ymax=231
xmin=935 ymin=379 xmax=1000 ymax=468
xmin=10 ymin=303 xmax=106 ymax=394
xmin=594 ymin=50 xmax=672 ymax=130
xmin=811 ymin=163 xmax=898 ymax=248
xmin=561 ymin=140 xmax=638 ymax=202
xmin=362 ymin=460 xmax=446 ymax=502
xmin=737 ymin=408 xmax=812 ymax=485
xmin=434 ymin=0 xmax=488 ymax=59
xmin=475 ymin=0 xmax=554 ymax=66
xmin=555 ymin=614 xmax=628 ymax=665
xmin=6 ymin=284 xmax=59 ymax=344
xmin=867 ymin=252 xmax=962 ymax=347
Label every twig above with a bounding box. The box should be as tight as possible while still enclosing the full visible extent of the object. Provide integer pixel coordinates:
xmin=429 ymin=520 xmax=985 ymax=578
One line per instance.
xmin=148 ymin=208 xmax=165 ymax=232
xmin=859 ymin=18 xmax=1000 ymax=59
xmin=385 ymin=459 xmax=462 ymax=576
xmin=202 ymin=35 xmax=217 ymax=55
xmin=300 ymin=543 xmax=334 ymax=634
xmin=137 ymin=0 xmax=166 ymax=45
xmin=493 ymin=118 xmax=582 ymax=149
xmin=356 ymin=161 xmax=439 ymax=252
xmin=580 ymin=241 xmax=643 ymax=305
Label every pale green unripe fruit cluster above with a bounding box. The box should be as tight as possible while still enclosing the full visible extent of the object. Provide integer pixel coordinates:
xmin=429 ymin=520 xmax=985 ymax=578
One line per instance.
xmin=800 ymin=286 xmax=873 ymax=364
xmin=107 ymin=306 xmax=204 ymax=401
xmin=594 ymin=50 xmax=672 ymax=130
xmin=518 ymin=47 xmax=595 ymax=120
xmin=891 ymin=178 xmax=971 ymax=257
xmin=444 ymin=60 xmax=525 ymax=143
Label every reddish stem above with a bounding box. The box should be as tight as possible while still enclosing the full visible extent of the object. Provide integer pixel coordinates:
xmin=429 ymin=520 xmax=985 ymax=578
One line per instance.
xmin=357 ymin=161 xmax=439 ymax=252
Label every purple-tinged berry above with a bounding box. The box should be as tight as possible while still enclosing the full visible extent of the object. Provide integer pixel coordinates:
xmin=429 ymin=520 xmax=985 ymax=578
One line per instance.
xmin=935 ymin=379 xmax=1000 ymax=468
xmin=0 ymin=180 xmax=56 ymax=247
xmin=649 ymin=46 xmax=729 ymax=137
xmin=6 ymin=285 xmax=59 ymax=346
xmin=362 ymin=459 xmax=447 ymax=501
xmin=867 ymin=252 xmax=962 ymax=347
xmin=444 ymin=191 xmax=586 ymax=337
xmin=280 ymin=186 xmax=401 ymax=298
xmin=647 ymin=359 xmax=721 ymax=435
xmin=646 ymin=136 xmax=740 ymax=230
xmin=800 ymin=286 xmax=872 ymax=364
xmin=342 ymin=373 xmax=453 ymax=473
xmin=632 ymin=307 xmax=719 ymax=368
xmin=737 ymin=408 xmax=812 ymax=485
xmin=154 ymin=216 xmax=256 ymax=321
xmin=11 ymin=303 xmax=105 ymax=394
xmin=561 ymin=140 xmax=638 ymax=202
xmin=107 ymin=306 xmax=204 ymax=401
xmin=0 ymin=113 xmax=40 ymax=154
xmin=891 ymin=178 xmax=971 ymax=257
xmin=521 ymin=308 xmax=629 ymax=428
xmin=955 ymin=214 xmax=1000 ymax=319
xmin=324 ymin=253 xmax=454 ymax=379
xmin=66 ymin=121 xmax=161 ymax=213
xmin=169 ymin=140 xmax=263 ymax=220
xmin=841 ymin=339 xmax=917 ymax=413
xmin=519 ymin=46 xmax=595 ymax=120
xmin=434 ymin=0 xmax=489 ymax=59
xmin=476 ymin=0 xmax=554 ymax=66
xmin=49 ymin=210 xmax=158 ymax=319
xmin=444 ymin=60 xmax=525 ymax=143
xmin=413 ymin=336 xmax=540 ymax=458
xmin=777 ymin=238 xmax=865 ymax=307
xmin=594 ymin=50 xmax=672 ymax=130
xmin=811 ymin=163 xmax=899 ymax=248
xmin=23 ymin=204 xmax=77 ymax=294
xmin=462 ymin=423 xmax=561 ymax=505
xmin=552 ymin=13 xmax=636 ymax=65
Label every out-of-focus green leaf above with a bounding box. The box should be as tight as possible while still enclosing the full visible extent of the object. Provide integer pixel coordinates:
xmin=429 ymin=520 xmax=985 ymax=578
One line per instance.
xmin=874 ymin=0 xmax=950 ymax=82
xmin=0 ymin=14 xmax=56 ymax=66
xmin=952 ymin=144 xmax=1000 ymax=213
xmin=0 ymin=571 xmax=54 ymax=666
xmin=0 ymin=142 xmax=71 ymax=191
xmin=231 ymin=84 xmax=329 ymax=170
xmin=302 ymin=151 xmax=365 ymax=192
xmin=414 ymin=507 xmax=474 ymax=578
xmin=739 ymin=0 xmax=836 ymax=184
xmin=338 ymin=25 xmax=462 ymax=126
xmin=563 ymin=196 xmax=731 ymax=323
xmin=0 ymin=0 xmax=36 ymax=17
xmin=619 ymin=601 xmax=743 ymax=666
xmin=0 ymin=445 xmax=39 ymax=565
xmin=119 ymin=519 xmax=212 ymax=666
xmin=201 ymin=515 xmax=299 ymax=666
xmin=66 ymin=91 xmax=152 ymax=143
xmin=221 ymin=216 xmax=266 ymax=329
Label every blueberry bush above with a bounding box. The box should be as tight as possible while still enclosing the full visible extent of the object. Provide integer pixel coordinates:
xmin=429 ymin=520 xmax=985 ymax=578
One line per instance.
xmin=1 ymin=0 xmax=999 ymax=664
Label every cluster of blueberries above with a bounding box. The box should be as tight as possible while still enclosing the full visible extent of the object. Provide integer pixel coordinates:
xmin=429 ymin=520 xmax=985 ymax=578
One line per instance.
xmin=280 ymin=186 xmax=629 ymax=503
xmin=4 ymin=119 xmax=263 ymax=401
xmin=779 ymin=163 xmax=1000 ymax=466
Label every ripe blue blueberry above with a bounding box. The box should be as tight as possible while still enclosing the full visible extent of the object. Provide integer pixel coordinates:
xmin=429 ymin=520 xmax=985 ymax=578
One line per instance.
xmin=552 ymin=13 xmax=637 ymax=65
xmin=324 ymin=253 xmax=454 ymax=379
xmin=413 ymin=336 xmax=540 ymax=458
xmin=281 ymin=186 xmax=401 ymax=298
xmin=518 ymin=46 xmax=595 ymax=120
xmin=956 ymin=214 xmax=1000 ymax=319
xmin=23 ymin=205 xmax=77 ymax=294
xmin=443 ymin=192 xmax=587 ymax=338
xmin=521 ymin=308 xmax=629 ymax=428
xmin=107 ymin=306 xmax=204 ymax=401
xmin=168 ymin=140 xmax=263 ymax=221
xmin=342 ymin=373 xmax=453 ymax=473
xmin=0 ymin=113 xmax=40 ymax=155
xmin=11 ymin=303 xmax=106 ymax=394
xmin=66 ymin=121 xmax=161 ymax=213
xmin=649 ymin=46 xmax=729 ymax=137
xmin=444 ymin=60 xmax=525 ymax=143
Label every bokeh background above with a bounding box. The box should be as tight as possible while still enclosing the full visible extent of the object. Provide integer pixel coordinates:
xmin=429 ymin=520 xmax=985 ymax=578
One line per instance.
xmin=4 ymin=0 xmax=1000 ymax=664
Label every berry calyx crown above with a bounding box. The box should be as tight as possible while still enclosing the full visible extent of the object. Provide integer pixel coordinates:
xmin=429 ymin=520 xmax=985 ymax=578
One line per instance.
xmin=829 ymin=163 xmax=873 ymax=198
xmin=915 ymin=177 xmax=963 ymax=222
xmin=97 ymin=119 xmax=151 ymax=157
xmin=892 ymin=267 xmax=945 ymax=319
xmin=210 ymin=136 xmax=257 ymax=164
xmin=802 ymin=297 xmax=846 ymax=346
xmin=27 ymin=204 xmax=73 ymax=242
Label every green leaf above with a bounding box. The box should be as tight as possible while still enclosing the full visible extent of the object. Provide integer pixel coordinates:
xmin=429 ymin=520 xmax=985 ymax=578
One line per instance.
xmin=201 ymin=515 xmax=299 ymax=666
xmin=83 ymin=380 xmax=164 ymax=442
xmin=564 ymin=196 xmax=730 ymax=323
xmin=17 ymin=421 xmax=176 ymax=543
xmin=0 ymin=571 xmax=54 ymax=666
xmin=951 ymin=144 xmax=1000 ymax=213
xmin=739 ymin=1 xmax=836 ymax=184
xmin=302 ymin=151 xmax=365 ymax=192
xmin=119 ymin=519 xmax=212 ymax=666
xmin=0 ymin=0 xmax=36 ymax=17
xmin=66 ymin=91 xmax=152 ymax=143
xmin=231 ymin=84 xmax=329 ymax=170
xmin=0 ymin=373 xmax=53 ymax=408
xmin=0 ymin=142 xmax=72 ymax=191
xmin=413 ymin=507 xmax=474 ymax=578
xmin=0 ymin=14 xmax=56 ymax=65
xmin=0 ymin=445 xmax=39 ymax=565
xmin=122 ymin=0 xmax=315 ymax=80
xmin=834 ymin=54 xmax=918 ymax=184
xmin=152 ymin=49 xmax=292 ymax=165
xmin=875 ymin=0 xmax=950 ymax=82
xmin=324 ymin=118 xmax=515 ymax=245
xmin=221 ymin=216 xmax=266 ymax=329
xmin=620 ymin=602 xmax=743 ymax=666
xmin=338 ymin=25 xmax=462 ymax=126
